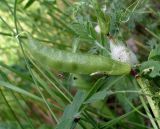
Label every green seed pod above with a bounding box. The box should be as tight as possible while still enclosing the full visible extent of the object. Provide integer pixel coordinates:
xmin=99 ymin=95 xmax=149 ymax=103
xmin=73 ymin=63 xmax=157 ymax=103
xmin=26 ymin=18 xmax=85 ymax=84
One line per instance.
xmin=25 ymin=41 xmax=131 ymax=75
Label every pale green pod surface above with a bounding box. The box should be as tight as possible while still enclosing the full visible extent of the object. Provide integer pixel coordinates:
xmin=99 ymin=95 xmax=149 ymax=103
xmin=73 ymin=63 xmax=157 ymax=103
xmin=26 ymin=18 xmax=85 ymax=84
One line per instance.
xmin=25 ymin=42 xmax=131 ymax=75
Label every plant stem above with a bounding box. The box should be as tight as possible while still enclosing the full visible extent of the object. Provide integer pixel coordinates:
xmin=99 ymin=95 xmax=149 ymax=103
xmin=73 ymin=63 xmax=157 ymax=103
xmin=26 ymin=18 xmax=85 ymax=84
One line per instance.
xmin=140 ymin=96 xmax=158 ymax=129
xmin=14 ymin=0 xmax=59 ymax=123
xmin=145 ymin=27 xmax=160 ymax=41
xmin=136 ymin=77 xmax=160 ymax=128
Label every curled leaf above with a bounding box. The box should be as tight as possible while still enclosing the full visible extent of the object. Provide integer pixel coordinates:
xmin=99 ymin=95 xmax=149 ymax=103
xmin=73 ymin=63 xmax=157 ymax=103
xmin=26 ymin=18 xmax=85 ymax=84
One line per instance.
xmin=149 ymin=44 xmax=160 ymax=60
xmin=140 ymin=60 xmax=160 ymax=78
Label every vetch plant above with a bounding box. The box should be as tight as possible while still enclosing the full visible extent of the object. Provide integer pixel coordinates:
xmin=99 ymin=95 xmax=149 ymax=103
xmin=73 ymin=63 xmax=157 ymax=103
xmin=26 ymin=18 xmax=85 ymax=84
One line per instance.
xmin=1 ymin=0 xmax=160 ymax=129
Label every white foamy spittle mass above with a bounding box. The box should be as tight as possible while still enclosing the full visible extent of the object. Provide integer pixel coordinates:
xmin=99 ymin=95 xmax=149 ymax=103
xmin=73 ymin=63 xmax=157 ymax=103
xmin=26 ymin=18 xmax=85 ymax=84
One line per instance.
xmin=109 ymin=39 xmax=138 ymax=66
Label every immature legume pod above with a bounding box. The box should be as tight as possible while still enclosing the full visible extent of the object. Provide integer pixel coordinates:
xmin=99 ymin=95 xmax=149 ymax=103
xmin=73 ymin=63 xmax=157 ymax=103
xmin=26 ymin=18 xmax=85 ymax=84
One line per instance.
xmin=26 ymin=42 xmax=131 ymax=75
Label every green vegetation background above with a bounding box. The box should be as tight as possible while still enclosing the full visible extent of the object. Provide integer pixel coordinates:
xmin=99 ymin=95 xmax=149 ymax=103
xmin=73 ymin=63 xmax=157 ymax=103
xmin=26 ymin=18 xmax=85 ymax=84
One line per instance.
xmin=1 ymin=0 xmax=160 ymax=129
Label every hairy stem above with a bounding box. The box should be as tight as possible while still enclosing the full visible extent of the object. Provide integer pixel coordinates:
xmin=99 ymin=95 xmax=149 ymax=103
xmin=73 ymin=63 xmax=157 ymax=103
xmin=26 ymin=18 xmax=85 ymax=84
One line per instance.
xmin=136 ymin=77 xmax=160 ymax=128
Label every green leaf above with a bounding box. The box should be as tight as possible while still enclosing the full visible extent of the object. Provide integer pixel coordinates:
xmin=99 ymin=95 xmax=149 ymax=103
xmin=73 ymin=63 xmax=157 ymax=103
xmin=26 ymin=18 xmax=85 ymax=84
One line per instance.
xmin=71 ymin=22 xmax=94 ymax=41
xmin=84 ymin=90 xmax=107 ymax=104
xmin=149 ymin=44 xmax=160 ymax=60
xmin=0 ymin=81 xmax=41 ymax=100
xmin=140 ymin=60 xmax=160 ymax=78
xmin=84 ymin=77 xmax=106 ymax=101
xmin=0 ymin=62 xmax=31 ymax=80
xmin=0 ymin=81 xmax=62 ymax=111
xmin=55 ymin=119 xmax=73 ymax=129
xmin=55 ymin=91 xmax=85 ymax=129
xmin=0 ymin=122 xmax=20 ymax=129
xmin=84 ymin=75 xmax=126 ymax=104
xmin=113 ymin=76 xmax=138 ymax=112
xmin=24 ymin=0 xmax=36 ymax=9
